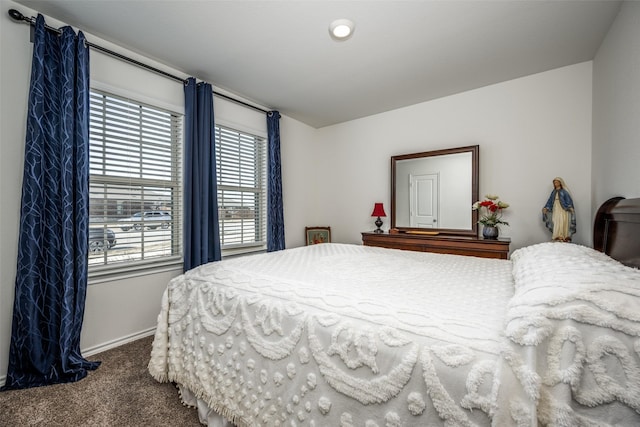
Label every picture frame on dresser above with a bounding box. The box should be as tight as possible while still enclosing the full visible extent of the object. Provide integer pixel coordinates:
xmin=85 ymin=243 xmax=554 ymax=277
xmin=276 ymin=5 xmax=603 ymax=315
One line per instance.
xmin=305 ymin=226 xmax=331 ymax=245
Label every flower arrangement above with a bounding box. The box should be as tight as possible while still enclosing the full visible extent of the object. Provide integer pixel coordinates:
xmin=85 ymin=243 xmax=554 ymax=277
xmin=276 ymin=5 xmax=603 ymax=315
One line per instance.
xmin=472 ymin=194 xmax=509 ymax=227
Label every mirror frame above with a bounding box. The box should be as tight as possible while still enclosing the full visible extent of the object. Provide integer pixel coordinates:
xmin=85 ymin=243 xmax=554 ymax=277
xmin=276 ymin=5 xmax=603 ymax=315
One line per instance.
xmin=391 ymin=145 xmax=479 ymax=237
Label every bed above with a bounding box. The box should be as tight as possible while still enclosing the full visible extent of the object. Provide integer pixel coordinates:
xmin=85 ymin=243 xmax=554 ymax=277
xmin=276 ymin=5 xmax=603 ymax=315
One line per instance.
xmin=148 ymin=197 xmax=640 ymax=426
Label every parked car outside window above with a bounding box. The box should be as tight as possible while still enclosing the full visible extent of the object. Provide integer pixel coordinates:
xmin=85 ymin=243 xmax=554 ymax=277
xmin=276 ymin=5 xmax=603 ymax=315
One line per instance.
xmin=89 ymin=228 xmax=117 ymax=253
xmin=118 ymin=211 xmax=172 ymax=231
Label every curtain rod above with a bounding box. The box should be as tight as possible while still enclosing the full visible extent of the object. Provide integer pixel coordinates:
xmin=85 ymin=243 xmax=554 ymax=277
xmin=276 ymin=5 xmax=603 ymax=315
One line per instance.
xmin=8 ymin=8 xmax=270 ymax=115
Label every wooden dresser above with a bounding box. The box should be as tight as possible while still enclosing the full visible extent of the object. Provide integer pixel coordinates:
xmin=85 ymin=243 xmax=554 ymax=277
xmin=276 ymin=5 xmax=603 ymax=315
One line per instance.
xmin=361 ymin=231 xmax=510 ymax=259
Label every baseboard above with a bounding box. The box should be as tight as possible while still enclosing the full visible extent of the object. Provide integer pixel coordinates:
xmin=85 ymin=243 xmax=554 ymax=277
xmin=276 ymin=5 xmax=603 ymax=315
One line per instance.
xmin=82 ymin=327 xmax=157 ymax=357
xmin=0 ymin=374 xmax=5 ymax=388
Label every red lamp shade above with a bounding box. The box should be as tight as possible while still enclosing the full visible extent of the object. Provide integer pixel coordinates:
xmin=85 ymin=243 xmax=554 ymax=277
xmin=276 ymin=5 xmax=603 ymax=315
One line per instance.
xmin=371 ymin=203 xmax=386 ymax=217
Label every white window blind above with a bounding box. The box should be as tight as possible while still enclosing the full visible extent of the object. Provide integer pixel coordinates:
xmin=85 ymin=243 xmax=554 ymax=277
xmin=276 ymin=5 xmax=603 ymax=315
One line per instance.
xmin=88 ymin=89 xmax=182 ymax=274
xmin=216 ymin=125 xmax=267 ymax=254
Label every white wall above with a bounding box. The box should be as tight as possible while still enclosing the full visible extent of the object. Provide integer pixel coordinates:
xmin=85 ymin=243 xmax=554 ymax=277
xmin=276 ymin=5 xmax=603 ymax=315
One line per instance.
xmin=313 ymin=62 xmax=593 ymax=252
xmin=592 ymin=1 xmax=640 ymax=210
xmin=279 ymin=115 xmax=319 ymax=248
xmin=1 ymin=0 xmax=33 ymax=386
xmin=0 ymin=1 xmax=316 ymax=383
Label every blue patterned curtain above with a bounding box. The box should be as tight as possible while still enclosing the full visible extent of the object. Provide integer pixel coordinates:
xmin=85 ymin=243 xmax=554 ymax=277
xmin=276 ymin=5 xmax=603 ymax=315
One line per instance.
xmin=183 ymin=78 xmax=221 ymax=271
xmin=2 ymin=15 xmax=100 ymax=391
xmin=267 ymin=111 xmax=285 ymax=252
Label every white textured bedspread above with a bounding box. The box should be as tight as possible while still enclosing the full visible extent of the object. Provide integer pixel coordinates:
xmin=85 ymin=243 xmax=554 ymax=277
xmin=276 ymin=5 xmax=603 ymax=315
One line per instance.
xmin=495 ymin=242 xmax=640 ymax=426
xmin=148 ymin=242 xmax=640 ymax=426
xmin=149 ymin=243 xmax=513 ymax=426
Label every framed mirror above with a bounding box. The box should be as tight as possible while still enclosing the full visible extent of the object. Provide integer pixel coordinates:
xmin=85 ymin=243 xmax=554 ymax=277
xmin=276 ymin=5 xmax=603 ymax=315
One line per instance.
xmin=391 ymin=145 xmax=479 ymax=237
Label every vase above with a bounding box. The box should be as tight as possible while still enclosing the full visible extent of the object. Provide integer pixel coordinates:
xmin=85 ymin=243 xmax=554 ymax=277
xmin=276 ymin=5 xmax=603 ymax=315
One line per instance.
xmin=482 ymin=225 xmax=499 ymax=240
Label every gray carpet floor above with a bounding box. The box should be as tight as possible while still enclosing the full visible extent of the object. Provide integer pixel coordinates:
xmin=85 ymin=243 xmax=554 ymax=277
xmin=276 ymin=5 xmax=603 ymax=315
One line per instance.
xmin=0 ymin=335 xmax=202 ymax=426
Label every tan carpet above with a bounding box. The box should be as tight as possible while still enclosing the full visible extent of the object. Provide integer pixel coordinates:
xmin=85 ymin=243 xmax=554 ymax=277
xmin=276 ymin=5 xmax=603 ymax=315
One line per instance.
xmin=0 ymin=335 xmax=201 ymax=426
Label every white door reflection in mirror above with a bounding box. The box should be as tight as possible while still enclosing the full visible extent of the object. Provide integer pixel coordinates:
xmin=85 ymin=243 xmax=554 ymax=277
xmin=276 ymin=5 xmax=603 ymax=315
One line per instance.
xmin=410 ymin=173 xmax=438 ymax=228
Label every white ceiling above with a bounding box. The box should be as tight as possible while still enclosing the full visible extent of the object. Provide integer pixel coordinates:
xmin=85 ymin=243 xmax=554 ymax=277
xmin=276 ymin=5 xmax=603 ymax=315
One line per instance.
xmin=12 ymin=0 xmax=621 ymax=128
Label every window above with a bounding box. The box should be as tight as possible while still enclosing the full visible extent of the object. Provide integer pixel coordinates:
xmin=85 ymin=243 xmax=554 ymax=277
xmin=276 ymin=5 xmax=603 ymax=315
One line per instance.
xmin=216 ymin=125 xmax=267 ymax=255
xmin=88 ymin=89 xmax=182 ymax=275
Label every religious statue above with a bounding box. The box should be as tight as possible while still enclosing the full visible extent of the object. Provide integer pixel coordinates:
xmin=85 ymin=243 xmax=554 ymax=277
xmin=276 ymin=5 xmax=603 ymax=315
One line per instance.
xmin=542 ymin=177 xmax=576 ymax=242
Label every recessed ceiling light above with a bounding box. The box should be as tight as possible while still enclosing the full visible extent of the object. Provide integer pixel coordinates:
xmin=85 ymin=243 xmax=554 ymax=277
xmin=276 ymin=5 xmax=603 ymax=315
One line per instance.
xmin=329 ymin=19 xmax=355 ymax=41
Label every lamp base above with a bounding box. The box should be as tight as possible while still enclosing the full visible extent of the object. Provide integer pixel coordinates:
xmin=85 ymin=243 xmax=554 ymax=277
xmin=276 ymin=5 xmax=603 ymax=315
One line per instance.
xmin=374 ymin=217 xmax=383 ymax=233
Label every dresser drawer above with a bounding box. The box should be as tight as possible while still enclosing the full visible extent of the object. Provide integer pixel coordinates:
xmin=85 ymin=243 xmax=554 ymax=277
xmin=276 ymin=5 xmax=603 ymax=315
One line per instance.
xmin=362 ymin=232 xmax=510 ymax=259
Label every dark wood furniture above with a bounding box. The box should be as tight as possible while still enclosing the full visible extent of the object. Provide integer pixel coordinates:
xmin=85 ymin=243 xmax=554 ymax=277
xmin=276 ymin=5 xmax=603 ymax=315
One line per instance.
xmin=362 ymin=231 xmax=510 ymax=259
xmin=593 ymin=196 xmax=640 ymax=269
xmin=362 ymin=196 xmax=640 ymax=264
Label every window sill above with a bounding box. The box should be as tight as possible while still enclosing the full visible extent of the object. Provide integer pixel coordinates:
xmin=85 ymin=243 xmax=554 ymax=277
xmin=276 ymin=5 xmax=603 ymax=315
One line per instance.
xmin=88 ymin=256 xmax=183 ymax=285
xmin=222 ymin=245 xmax=267 ymax=259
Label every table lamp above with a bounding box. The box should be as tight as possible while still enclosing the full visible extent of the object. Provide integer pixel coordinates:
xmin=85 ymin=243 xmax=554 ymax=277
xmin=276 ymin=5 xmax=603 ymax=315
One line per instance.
xmin=371 ymin=203 xmax=387 ymax=233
